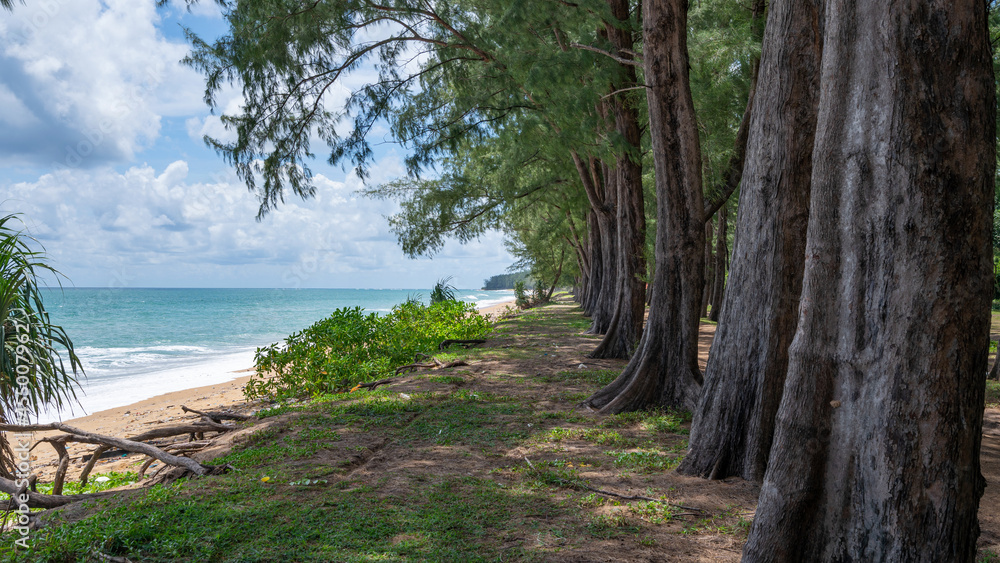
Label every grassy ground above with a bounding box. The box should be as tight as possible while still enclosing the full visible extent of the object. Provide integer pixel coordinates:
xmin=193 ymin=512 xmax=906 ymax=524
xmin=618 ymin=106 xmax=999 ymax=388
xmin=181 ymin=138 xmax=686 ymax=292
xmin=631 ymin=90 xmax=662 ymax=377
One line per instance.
xmin=8 ymin=302 xmax=998 ymax=561
xmin=0 ymin=297 xmax=757 ymax=562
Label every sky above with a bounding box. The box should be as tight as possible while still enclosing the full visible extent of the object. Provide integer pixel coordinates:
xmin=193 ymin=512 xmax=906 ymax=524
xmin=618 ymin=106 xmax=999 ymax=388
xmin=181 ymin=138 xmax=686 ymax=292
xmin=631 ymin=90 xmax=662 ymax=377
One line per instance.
xmin=0 ymin=0 xmax=515 ymax=289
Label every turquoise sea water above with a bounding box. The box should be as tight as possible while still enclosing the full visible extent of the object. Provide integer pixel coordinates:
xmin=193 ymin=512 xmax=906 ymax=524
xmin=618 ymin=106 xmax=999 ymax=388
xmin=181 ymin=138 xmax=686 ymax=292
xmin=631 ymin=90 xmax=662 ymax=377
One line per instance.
xmin=38 ymin=288 xmax=515 ymax=421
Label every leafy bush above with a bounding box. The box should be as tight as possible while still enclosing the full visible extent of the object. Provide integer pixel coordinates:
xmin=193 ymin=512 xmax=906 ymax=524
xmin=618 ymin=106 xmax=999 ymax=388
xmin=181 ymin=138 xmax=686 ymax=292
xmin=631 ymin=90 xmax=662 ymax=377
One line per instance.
xmin=532 ymin=285 xmax=546 ymax=303
xmin=514 ymin=281 xmax=530 ymax=309
xmin=246 ymin=299 xmax=492 ymax=400
xmin=513 ymin=279 xmax=549 ymax=309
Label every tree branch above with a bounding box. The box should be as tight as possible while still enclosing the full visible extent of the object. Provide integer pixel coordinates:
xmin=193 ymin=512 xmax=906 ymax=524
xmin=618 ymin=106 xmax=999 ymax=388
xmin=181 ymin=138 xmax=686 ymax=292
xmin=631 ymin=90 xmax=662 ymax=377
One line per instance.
xmin=570 ymin=42 xmax=642 ymax=67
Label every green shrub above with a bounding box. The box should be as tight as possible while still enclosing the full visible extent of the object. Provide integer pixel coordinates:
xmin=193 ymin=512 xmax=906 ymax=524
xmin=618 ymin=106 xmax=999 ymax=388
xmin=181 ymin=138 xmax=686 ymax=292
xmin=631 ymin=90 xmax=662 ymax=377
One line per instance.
xmin=246 ymin=300 xmax=492 ymax=400
xmin=514 ymin=281 xmax=530 ymax=309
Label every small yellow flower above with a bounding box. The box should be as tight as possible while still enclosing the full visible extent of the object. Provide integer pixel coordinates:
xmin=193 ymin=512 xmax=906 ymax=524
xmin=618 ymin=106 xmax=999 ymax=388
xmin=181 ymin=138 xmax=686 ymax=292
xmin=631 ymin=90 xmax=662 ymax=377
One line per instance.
xmin=260 ymin=476 xmax=271 ymax=483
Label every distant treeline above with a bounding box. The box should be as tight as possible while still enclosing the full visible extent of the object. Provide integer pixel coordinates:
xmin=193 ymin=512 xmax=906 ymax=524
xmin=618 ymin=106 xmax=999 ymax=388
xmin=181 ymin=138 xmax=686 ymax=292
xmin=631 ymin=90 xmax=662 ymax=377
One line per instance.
xmin=482 ymin=272 xmax=531 ymax=290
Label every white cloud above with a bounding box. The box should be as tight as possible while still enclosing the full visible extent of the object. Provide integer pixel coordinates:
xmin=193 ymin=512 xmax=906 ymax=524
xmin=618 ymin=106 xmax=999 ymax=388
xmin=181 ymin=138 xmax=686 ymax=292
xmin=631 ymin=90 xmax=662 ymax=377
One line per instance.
xmin=185 ymin=93 xmax=242 ymax=145
xmin=2 ymin=156 xmax=514 ymax=289
xmin=0 ymin=84 xmax=40 ymax=128
xmin=0 ymin=0 xmax=208 ymax=165
xmin=163 ymin=0 xmax=223 ymax=20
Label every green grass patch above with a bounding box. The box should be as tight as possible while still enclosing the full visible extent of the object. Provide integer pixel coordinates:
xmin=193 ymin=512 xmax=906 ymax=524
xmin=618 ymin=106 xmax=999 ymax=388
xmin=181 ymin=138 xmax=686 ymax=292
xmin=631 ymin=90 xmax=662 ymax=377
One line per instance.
xmin=427 ymin=375 xmax=465 ymax=385
xmin=6 ymin=476 xmax=560 ymax=562
xmin=540 ymin=427 xmax=639 ymax=448
xmin=586 ymin=512 xmax=640 ymax=539
xmin=680 ymin=507 xmax=753 ymax=537
xmin=33 ymin=472 xmax=139 ymax=496
xmin=404 ymin=393 xmax=531 ymax=448
xmin=988 ymin=380 xmax=1000 ymax=408
xmin=544 ymin=369 xmax=619 ymax=387
xmin=606 ymin=450 xmax=683 ymax=472
xmin=628 ymin=500 xmax=681 ymax=524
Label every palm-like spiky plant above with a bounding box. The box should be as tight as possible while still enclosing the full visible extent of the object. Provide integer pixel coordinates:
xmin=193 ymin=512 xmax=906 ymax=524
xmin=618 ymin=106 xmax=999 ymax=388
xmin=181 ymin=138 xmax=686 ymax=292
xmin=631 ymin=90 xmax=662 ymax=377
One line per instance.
xmin=430 ymin=276 xmax=458 ymax=304
xmin=0 ymin=214 xmax=82 ymax=475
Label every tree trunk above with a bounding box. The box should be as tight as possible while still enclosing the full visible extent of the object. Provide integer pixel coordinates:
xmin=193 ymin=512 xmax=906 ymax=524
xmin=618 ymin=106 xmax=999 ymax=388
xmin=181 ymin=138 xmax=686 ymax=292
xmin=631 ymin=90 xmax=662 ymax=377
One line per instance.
xmin=566 ymin=210 xmax=589 ymax=307
xmin=574 ymin=152 xmax=617 ymax=333
xmin=744 ymin=1 xmax=995 ymax=559
xmin=990 ymin=341 xmax=1000 ymax=381
xmin=587 ymin=185 xmax=617 ymax=333
xmin=700 ymin=219 xmax=714 ymax=319
xmin=678 ymin=0 xmax=822 ymax=482
xmin=581 ymin=211 xmax=599 ymax=315
xmin=590 ymin=0 xmax=647 ymax=359
xmin=583 ymin=0 xmax=704 ymax=413
xmin=545 ymin=247 xmax=566 ymax=302
xmin=707 ymin=202 xmax=728 ymax=322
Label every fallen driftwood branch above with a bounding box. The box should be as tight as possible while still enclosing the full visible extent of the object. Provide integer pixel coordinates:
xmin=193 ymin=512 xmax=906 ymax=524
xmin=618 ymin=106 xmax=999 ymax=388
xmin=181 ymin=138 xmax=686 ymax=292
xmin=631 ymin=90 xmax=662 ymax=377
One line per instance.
xmin=126 ymin=422 xmax=235 ymax=443
xmin=0 ymin=406 xmax=248 ymax=509
xmin=79 ymin=445 xmax=110 ymax=488
xmin=181 ymin=405 xmax=253 ymax=423
xmin=0 ymin=475 xmax=117 ymax=510
xmin=46 ymin=439 xmax=70 ymax=496
xmin=438 ymin=339 xmax=486 ymax=350
xmin=34 ymin=422 xmax=233 ymax=484
xmin=1 ymin=423 xmax=220 ymax=477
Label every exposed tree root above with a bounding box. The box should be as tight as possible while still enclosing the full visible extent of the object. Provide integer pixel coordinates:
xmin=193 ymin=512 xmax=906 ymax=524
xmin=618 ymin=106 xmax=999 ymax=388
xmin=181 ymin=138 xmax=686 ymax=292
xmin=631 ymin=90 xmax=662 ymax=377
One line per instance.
xmin=353 ymin=378 xmax=400 ymax=391
xmin=394 ymin=353 xmax=469 ymax=375
xmin=521 ymin=457 xmax=705 ymax=516
xmin=180 ymin=405 xmax=254 ymax=423
xmin=0 ymin=476 xmax=117 ymax=510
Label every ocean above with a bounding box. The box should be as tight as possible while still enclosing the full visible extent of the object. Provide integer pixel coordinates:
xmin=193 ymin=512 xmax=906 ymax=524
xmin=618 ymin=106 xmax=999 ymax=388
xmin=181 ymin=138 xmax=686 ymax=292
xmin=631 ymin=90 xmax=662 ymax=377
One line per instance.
xmin=37 ymin=288 xmax=515 ymax=422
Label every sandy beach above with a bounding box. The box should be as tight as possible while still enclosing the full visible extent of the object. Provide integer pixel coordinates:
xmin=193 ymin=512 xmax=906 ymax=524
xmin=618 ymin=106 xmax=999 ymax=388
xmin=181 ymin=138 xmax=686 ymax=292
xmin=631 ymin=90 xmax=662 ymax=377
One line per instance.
xmin=27 ymin=300 xmax=517 ymax=478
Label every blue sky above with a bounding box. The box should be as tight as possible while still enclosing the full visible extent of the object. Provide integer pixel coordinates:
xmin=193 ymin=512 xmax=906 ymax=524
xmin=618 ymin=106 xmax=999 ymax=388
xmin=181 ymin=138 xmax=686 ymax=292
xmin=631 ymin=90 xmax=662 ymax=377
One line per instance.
xmin=0 ymin=0 xmax=514 ymax=289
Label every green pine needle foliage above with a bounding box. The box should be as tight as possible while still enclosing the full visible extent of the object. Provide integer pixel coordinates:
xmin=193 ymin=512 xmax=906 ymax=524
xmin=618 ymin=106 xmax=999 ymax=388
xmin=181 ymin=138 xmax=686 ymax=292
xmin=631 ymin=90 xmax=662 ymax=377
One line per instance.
xmin=247 ymin=300 xmax=492 ymax=400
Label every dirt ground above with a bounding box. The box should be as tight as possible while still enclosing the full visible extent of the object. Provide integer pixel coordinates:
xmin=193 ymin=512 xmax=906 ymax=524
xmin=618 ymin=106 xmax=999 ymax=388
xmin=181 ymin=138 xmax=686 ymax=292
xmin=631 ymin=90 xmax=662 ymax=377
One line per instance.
xmin=25 ymin=298 xmax=1000 ymax=561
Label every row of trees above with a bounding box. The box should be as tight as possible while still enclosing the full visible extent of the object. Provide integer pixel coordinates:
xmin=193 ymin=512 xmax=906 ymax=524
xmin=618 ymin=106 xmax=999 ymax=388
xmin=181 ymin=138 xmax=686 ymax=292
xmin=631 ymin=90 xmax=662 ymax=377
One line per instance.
xmin=481 ymin=272 xmax=529 ymax=290
xmin=182 ymin=0 xmax=995 ymax=559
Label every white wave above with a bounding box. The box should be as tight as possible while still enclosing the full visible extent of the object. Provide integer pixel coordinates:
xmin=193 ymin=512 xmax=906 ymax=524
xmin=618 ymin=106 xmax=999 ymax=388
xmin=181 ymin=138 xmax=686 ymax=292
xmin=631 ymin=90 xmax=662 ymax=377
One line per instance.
xmin=37 ymin=349 xmax=257 ymax=423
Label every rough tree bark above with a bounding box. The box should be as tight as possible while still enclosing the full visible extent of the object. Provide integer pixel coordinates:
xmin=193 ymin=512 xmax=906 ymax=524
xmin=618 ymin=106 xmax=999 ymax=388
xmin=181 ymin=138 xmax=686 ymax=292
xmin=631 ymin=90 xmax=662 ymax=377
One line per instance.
xmin=707 ymin=202 xmax=728 ymax=322
xmin=700 ymin=219 xmax=714 ymax=319
xmin=744 ymin=0 xmax=995 ymax=559
xmin=573 ymin=152 xmax=616 ymax=329
xmin=583 ymin=0 xmax=704 ymax=413
xmin=589 ymin=0 xmax=647 ymax=360
xmin=565 ymin=210 xmax=589 ymax=306
xmin=580 ymin=209 xmax=603 ymax=316
xmin=589 ymin=183 xmax=618 ymax=333
xmin=677 ymin=0 xmax=822 ymax=482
